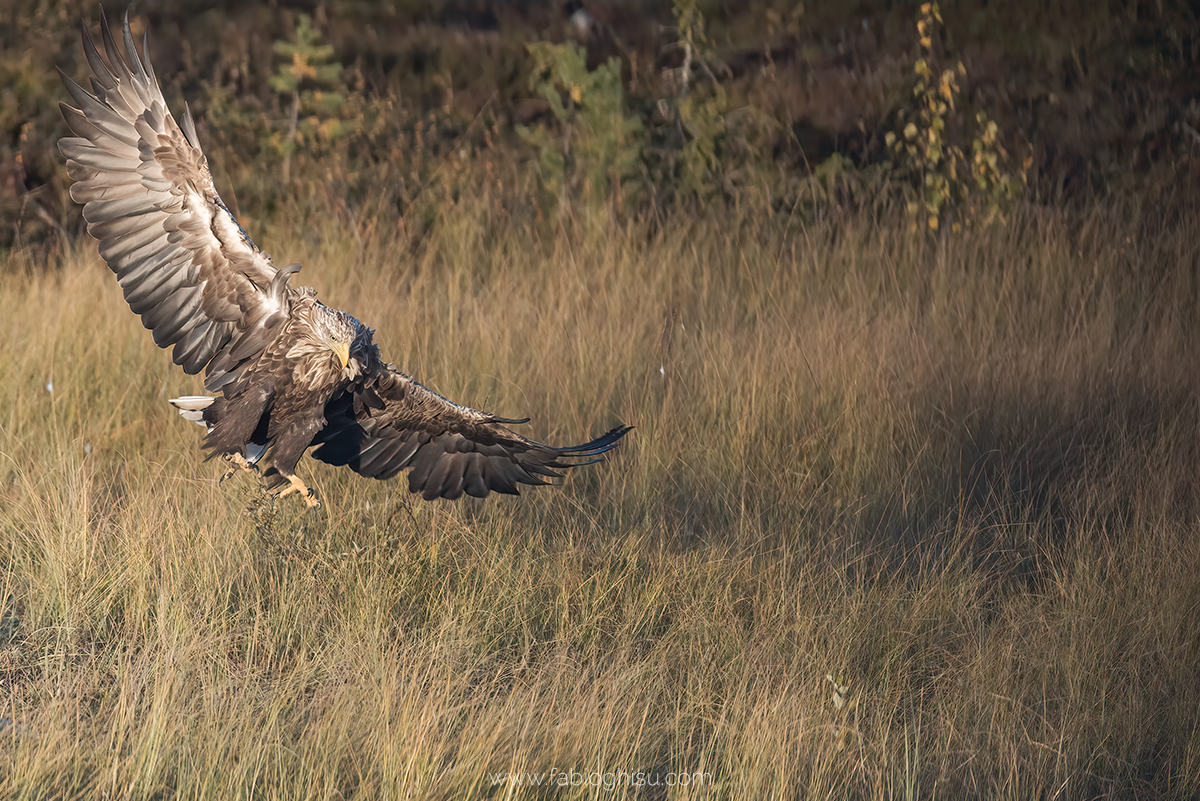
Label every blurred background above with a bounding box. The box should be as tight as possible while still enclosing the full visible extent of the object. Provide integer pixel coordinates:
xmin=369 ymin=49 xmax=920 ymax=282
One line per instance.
xmin=4 ymin=0 xmax=1198 ymax=250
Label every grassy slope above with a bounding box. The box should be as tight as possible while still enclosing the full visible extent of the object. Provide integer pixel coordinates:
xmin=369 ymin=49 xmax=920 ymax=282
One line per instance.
xmin=1 ymin=195 xmax=1199 ymax=799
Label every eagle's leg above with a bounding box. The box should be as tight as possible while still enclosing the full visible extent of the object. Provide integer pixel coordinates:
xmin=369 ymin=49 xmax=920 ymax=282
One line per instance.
xmin=220 ymin=451 xmax=259 ymax=486
xmin=274 ymin=474 xmax=321 ymax=509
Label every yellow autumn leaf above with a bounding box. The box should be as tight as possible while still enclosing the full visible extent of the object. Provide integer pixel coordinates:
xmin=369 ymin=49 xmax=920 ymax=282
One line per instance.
xmin=290 ymin=52 xmax=316 ymax=81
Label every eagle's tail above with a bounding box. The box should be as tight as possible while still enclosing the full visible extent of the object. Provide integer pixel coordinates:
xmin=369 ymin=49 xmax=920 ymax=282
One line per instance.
xmin=169 ymin=395 xmax=216 ymax=427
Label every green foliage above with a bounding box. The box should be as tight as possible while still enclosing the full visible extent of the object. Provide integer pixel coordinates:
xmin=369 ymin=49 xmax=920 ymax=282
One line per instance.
xmin=885 ymin=3 xmax=1026 ymax=232
xmin=518 ymin=42 xmax=644 ymax=211
xmin=673 ymin=89 xmax=727 ymax=199
xmin=516 ymin=8 xmax=776 ymax=217
xmin=269 ymin=13 xmax=344 ymax=98
xmin=268 ymin=14 xmax=355 ymax=175
xmin=667 ymin=0 xmax=729 ymax=201
xmin=644 ymin=0 xmax=779 ymax=208
xmin=971 ymin=110 xmax=1028 ymax=218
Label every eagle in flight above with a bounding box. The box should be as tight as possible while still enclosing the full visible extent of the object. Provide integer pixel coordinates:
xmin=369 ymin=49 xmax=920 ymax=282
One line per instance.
xmin=58 ymin=13 xmax=629 ymax=507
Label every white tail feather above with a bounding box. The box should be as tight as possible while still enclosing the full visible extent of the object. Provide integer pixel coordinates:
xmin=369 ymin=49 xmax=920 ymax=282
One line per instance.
xmin=169 ymin=395 xmax=214 ymax=427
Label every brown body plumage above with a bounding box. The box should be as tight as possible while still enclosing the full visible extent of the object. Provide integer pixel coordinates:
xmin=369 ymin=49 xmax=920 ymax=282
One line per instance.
xmin=58 ymin=13 xmax=629 ymax=507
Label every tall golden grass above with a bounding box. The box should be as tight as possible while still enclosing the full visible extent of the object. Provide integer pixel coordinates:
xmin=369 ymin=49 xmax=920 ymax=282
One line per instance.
xmin=1 ymin=194 xmax=1199 ymax=799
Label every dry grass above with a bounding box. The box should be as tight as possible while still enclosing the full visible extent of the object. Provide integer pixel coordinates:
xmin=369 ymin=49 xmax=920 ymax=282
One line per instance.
xmin=1 ymin=195 xmax=1199 ymax=799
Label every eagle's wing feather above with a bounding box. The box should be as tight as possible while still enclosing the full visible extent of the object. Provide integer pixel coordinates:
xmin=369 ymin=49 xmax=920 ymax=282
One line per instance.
xmin=58 ymin=14 xmax=290 ymax=386
xmin=312 ymin=366 xmax=631 ymax=500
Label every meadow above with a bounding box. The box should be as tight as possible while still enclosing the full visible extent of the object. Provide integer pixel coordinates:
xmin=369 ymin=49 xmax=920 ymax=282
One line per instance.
xmin=1 ymin=190 xmax=1199 ymax=798
xmin=3 ymin=1 xmax=1200 ymax=798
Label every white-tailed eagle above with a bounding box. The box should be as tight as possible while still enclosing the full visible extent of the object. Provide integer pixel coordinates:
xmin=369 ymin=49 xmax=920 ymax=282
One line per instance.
xmin=58 ymin=13 xmax=629 ymax=507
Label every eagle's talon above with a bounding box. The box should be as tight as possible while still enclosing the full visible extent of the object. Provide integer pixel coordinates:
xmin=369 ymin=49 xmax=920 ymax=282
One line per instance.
xmin=221 ymin=452 xmax=259 ymax=485
xmin=299 ymin=487 xmax=321 ymax=510
xmin=274 ymin=474 xmax=321 ymax=508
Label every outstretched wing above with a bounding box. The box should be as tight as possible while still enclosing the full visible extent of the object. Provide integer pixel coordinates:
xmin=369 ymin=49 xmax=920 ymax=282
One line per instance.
xmin=311 ymin=366 xmax=631 ymax=500
xmin=58 ymin=14 xmax=292 ymax=388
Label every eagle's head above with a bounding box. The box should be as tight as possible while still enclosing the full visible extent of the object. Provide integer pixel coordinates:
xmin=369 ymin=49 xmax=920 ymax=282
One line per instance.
xmin=309 ymin=303 xmax=372 ymax=381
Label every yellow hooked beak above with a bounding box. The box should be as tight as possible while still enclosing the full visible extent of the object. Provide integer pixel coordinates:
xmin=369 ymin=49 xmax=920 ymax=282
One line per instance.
xmin=331 ymin=340 xmax=350 ymax=371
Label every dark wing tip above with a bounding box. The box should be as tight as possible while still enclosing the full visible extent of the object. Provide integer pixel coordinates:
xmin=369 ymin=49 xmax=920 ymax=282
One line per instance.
xmin=536 ymin=424 xmax=632 ymax=472
xmin=556 ymin=424 xmax=633 ymax=457
xmin=404 ymin=423 xmax=630 ymax=501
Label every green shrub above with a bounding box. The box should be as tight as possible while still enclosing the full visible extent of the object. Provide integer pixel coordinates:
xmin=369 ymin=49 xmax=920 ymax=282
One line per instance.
xmin=268 ymin=13 xmax=355 ymax=182
xmin=518 ymin=41 xmax=644 ymax=213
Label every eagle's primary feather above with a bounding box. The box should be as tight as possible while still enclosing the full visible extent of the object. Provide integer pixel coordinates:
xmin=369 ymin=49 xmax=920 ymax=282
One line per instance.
xmin=59 ymin=13 xmax=629 ymax=506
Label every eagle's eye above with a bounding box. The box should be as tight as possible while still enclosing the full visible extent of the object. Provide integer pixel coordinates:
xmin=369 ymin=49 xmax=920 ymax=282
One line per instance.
xmin=326 ymin=333 xmax=351 ymax=370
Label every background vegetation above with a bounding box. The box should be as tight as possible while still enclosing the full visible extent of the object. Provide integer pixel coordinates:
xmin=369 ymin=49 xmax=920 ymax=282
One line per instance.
xmin=1 ymin=0 xmax=1199 ymax=798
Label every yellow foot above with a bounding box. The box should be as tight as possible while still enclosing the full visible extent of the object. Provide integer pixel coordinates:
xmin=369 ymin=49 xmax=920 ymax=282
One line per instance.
xmin=220 ymin=451 xmax=260 ymax=485
xmin=273 ymin=474 xmax=321 ymax=509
